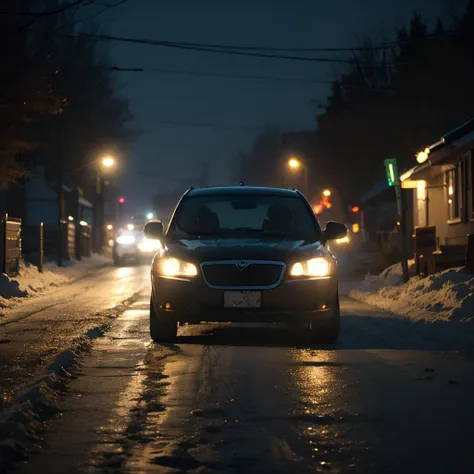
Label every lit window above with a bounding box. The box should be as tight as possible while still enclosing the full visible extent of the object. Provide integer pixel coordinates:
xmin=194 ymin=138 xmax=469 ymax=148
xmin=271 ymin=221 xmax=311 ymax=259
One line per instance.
xmin=446 ymin=169 xmax=459 ymax=221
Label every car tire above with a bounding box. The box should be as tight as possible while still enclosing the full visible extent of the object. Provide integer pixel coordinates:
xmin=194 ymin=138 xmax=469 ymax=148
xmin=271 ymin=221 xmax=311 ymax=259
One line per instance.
xmin=310 ymin=291 xmax=340 ymax=344
xmin=150 ymin=298 xmax=178 ymax=342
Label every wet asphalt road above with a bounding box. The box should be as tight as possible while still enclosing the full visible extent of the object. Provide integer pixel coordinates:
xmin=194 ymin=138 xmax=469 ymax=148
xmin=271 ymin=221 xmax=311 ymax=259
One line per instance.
xmin=14 ymin=265 xmax=474 ymax=474
xmin=0 ymin=265 xmax=147 ymax=407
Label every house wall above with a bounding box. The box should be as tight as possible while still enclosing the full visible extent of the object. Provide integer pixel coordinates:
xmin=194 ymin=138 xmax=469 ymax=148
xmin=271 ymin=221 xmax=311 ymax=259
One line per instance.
xmin=426 ymin=172 xmax=449 ymax=246
xmin=24 ymin=167 xmax=59 ymax=227
xmin=413 ymin=144 xmax=474 ymax=247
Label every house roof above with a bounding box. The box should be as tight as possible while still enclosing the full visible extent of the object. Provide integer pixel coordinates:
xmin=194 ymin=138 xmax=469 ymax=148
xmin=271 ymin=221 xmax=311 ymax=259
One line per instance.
xmin=422 ymin=117 xmax=474 ymax=165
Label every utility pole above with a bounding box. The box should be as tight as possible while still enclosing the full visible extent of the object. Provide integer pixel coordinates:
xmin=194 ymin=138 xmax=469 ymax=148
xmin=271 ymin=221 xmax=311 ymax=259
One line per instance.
xmin=384 ymin=158 xmax=409 ymax=282
xmin=93 ymin=173 xmax=103 ymax=253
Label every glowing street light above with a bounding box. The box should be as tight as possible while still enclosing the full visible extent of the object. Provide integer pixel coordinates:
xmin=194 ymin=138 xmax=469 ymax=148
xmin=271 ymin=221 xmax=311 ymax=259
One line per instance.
xmin=287 ymin=157 xmax=309 ymax=194
xmin=322 ymin=189 xmax=331 ymax=197
xmin=288 ymin=157 xmax=302 ymax=170
xmin=101 ymin=156 xmax=115 ymax=168
xmin=146 ymin=212 xmax=154 ymax=220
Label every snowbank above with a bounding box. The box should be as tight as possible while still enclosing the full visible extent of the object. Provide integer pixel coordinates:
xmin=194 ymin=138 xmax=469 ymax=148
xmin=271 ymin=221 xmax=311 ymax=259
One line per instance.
xmin=350 ymin=262 xmax=474 ymax=323
xmin=0 ymin=254 xmax=110 ymax=310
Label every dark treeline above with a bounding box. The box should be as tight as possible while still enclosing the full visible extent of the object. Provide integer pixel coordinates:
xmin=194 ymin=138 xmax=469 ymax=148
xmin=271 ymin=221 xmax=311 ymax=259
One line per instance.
xmin=238 ymin=1 xmax=474 ymax=206
xmin=0 ymin=0 xmax=136 ymax=193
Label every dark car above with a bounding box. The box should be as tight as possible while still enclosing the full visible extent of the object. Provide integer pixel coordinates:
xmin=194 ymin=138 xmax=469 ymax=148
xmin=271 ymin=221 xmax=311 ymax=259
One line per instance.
xmin=144 ymin=186 xmax=347 ymax=343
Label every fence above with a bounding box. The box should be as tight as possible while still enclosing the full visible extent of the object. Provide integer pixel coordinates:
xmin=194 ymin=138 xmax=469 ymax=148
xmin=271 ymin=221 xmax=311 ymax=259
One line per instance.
xmin=62 ymin=220 xmax=76 ymax=260
xmin=0 ymin=215 xmax=22 ymax=276
xmin=60 ymin=221 xmax=92 ymax=262
xmin=77 ymin=222 xmax=92 ymax=259
xmin=3 ymin=218 xmax=93 ymax=275
xmin=414 ymin=226 xmax=470 ymax=276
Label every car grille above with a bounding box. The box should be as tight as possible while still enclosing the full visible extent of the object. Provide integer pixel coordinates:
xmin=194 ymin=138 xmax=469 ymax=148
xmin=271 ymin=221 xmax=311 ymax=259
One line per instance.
xmin=201 ymin=261 xmax=285 ymax=289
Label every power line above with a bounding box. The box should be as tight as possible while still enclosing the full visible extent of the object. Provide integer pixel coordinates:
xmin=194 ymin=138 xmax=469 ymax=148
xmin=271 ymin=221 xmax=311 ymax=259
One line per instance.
xmin=82 ymin=33 xmax=396 ymax=66
xmin=106 ymin=66 xmax=390 ymax=90
xmin=72 ymin=0 xmax=131 ymax=23
xmin=106 ymin=66 xmax=334 ymax=84
xmin=128 ymin=29 xmax=457 ymax=53
xmin=79 ymin=28 xmax=455 ymax=62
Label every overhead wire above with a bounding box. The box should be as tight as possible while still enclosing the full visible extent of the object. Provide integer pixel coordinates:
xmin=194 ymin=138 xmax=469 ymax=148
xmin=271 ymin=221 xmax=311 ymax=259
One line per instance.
xmin=106 ymin=29 xmax=456 ymax=53
xmin=77 ymin=28 xmax=456 ymax=67
xmin=105 ymin=66 xmax=334 ymax=84
xmin=81 ymin=33 xmax=396 ymax=66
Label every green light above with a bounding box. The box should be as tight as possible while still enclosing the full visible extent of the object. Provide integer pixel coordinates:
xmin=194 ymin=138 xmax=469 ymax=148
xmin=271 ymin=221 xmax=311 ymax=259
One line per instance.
xmin=146 ymin=212 xmax=154 ymax=220
xmin=384 ymin=158 xmax=399 ymax=187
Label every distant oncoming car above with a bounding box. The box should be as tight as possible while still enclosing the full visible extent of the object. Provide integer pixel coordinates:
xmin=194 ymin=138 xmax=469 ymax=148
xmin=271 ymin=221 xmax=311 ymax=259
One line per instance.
xmin=113 ymin=225 xmax=162 ymax=266
xmin=144 ymin=186 xmax=347 ymax=343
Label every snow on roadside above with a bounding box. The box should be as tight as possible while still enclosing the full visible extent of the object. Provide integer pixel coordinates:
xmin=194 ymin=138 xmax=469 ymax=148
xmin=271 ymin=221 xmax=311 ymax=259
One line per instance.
xmin=0 ymin=254 xmax=110 ymax=311
xmin=350 ymin=261 xmax=474 ymax=323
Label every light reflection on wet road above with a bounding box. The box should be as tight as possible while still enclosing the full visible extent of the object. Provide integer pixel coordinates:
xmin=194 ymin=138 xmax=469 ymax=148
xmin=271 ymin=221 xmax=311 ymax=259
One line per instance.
xmin=14 ymin=270 xmax=474 ymax=474
xmin=0 ymin=264 xmax=149 ymax=407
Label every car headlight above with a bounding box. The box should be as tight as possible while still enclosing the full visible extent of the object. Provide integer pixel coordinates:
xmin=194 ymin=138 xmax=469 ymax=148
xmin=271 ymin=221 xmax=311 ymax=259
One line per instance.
xmin=290 ymin=257 xmax=330 ymax=277
xmin=335 ymin=236 xmax=350 ymax=244
xmin=137 ymin=238 xmax=162 ymax=253
xmin=158 ymin=258 xmax=198 ymax=279
xmin=116 ymin=235 xmax=136 ymax=245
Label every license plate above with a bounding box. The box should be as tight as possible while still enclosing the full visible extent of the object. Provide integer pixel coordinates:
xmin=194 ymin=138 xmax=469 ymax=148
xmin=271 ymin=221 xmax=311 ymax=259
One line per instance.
xmin=224 ymin=291 xmax=261 ymax=308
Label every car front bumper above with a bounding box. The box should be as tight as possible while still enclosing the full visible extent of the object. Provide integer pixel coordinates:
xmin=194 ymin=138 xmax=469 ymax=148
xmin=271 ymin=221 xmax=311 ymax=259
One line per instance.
xmin=151 ymin=274 xmax=338 ymax=324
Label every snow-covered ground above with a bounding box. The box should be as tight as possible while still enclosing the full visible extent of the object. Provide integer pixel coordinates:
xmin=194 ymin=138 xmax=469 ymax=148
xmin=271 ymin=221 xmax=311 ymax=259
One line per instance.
xmin=350 ymin=261 xmax=474 ymax=323
xmin=0 ymin=255 xmax=111 ymax=311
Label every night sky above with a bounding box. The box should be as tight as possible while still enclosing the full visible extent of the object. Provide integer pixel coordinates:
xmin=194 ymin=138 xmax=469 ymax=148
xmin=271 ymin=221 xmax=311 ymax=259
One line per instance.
xmin=96 ymin=0 xmax=465 ymax=216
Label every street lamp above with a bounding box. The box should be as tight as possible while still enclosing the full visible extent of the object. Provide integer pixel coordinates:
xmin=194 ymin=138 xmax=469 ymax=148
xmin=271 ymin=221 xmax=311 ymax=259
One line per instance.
xmin=146 ymin=212 xmax=154 ymax=220
xmin=287 ymin=157 xmax=309 ymax=195
xmin=95 ymin=155 xmax=117 ymax=253
xmin=101 ymin=156 xmax=115 ymax=168
xmin=288 ymin=157 xmax=301 ymax=170
xmin=322 ymin=189 xmax=331 ymax=197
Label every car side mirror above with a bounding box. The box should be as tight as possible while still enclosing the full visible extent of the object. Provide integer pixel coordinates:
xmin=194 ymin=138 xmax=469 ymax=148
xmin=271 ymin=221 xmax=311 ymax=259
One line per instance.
xmin=323 ymin=221 xmax=348 ymax=241
xmin=144 ymin=220 xmax=164 ymax=241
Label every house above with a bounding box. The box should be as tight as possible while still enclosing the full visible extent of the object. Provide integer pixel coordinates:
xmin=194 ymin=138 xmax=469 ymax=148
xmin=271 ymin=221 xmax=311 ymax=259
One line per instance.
xmin=359 ymin=178 xmax=414 ymax=251
xmin=401 ymin=118 xmax=474 ymax=247
xmin=0 ymin=166 xmax=95 ymax=259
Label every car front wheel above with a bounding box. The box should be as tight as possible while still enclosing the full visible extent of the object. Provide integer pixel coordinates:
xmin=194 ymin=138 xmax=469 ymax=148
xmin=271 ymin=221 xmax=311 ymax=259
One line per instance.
xmin=150 ymin=298 xmax=178 ymax=342
xmin=310 ymin=292 xmax=340 ymax=344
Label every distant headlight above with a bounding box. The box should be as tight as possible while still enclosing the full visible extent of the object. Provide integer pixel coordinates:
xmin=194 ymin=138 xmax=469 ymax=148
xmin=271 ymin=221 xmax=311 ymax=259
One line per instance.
xmin=290 ymin=257 xmax=330 ymax=277
xmin=158 ymin=258 xmax=198 ymax=279
xmin=137 ymin=238 xmax=162 ymax=253
xmin=116 ymin=235 xmax=136 ymax=245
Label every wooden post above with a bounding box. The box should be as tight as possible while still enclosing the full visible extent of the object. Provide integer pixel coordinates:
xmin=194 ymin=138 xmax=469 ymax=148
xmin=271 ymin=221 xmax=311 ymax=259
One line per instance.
xmin=39 ymin=222 xmax=44 ymax=273
xmin=0 ymin=215 xmax=5 ymax=274
xmin=466 ymin=234 xmax=474 ymax=273
xmin=394 ymin=184 xmax=410 ymax=283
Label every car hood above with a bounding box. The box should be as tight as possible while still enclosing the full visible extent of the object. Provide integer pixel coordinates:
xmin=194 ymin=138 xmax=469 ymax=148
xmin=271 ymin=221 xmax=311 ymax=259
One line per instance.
xmin=165 ymin=237 xmax=326 ymax=263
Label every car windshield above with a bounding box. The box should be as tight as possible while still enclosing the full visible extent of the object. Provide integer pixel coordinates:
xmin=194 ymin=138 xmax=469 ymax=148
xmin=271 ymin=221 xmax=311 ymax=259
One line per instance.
xmin=170 ymin=194 xmax=322 ymax=240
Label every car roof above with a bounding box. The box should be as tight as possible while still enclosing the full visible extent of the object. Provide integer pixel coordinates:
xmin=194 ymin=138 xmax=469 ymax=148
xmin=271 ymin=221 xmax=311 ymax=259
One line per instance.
xmin=186 ymin=186 xmax=301 ymax=197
